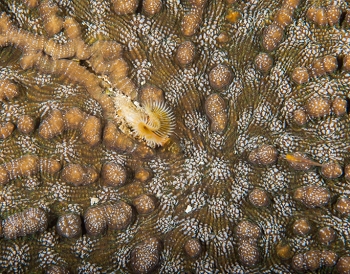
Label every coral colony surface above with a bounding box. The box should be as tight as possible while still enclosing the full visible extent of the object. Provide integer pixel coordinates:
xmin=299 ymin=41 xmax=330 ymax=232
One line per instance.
xmin=1 ymin=0 xmax=350 ymax=273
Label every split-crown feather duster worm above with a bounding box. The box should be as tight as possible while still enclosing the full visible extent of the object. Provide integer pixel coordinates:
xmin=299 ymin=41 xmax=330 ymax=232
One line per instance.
xmin=114 ymin=94 xmax=175 ymax=147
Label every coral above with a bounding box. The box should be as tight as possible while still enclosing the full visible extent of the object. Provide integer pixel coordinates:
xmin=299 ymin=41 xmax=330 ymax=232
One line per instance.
xmin=291 ymin=67 xmax=309 ymax=85
xmin=183 ymin=238 xmax=202 ymax=258
xmin=254 ymin=52 xmax=273 ymax=74
xmin=248 ymin=188 xmax=270 ymax=207
xmin=2 ymin=207 xmax=48 ymax=239
xmin=16 ymin=114 xmax=35 ymax=134
xmin=204 ymin=93 xmax=227 ymax=133
xmin=292 ymin=109 xmax=308 ymax=126
xmin=175 ymin=41 xmax=196 ymax=67
xmin=84 ymin=202 xmax=133 ymax=236
xmin=0 ymin=121 xmax=14 ymax=139
xmin=305 ymin=96 xmax=331 ymax=118
xmin=0 ymin=0 xmax=350 ymax=273
xmin=318 ymin=226 xmax=336 ymax=245
xmin=335 ymin=196 xmax=350 ymax=216
xmin=262 ymin=24 xmax=284 ymax=51
xmin=101 ymin=162 xmax=126 ymax=187
xmin=332 ymin=97 xmax=347 ymax=117
xmin=39 ymin=109 xmax=65 ymax=139
xmin=320 ymin=162 xmax=343 ymax=179
xmin=294 ymin=185 xmax=330 ymax=208
xmin=133 ymin=194 xmax=156 ymax=215
xmin=248 ymin=144 xmax=278 ymax=166
xmin=130 ymin=237 xmax=161 ymax=274
xmin=0 ymin=79 xmax=18 ymax=101
xmin=208 ymin=64 xmax=233 ymax=90
xmin=337 ymin=256 xmax=350 ymax=274
xmin=56 ymin=213 xmax=82 ymax=238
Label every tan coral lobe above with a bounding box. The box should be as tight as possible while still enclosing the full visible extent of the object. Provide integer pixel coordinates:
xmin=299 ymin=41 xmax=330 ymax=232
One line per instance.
xmin=307 ymin=7 xmax=326 ymax=26
xmin=84 ymin=206 xmax=107 ymax=236
xmin=335 ymin=196 xmax=350 ymax=216
xmin=208 ymin=64 xmax=233 ymax=90
xmin=294 ymin=186 xmax=330 ymax=208
xmin=249 ymin=188 xmax=270 ymax=207
xmin=3 ymin=208 xmax=48 ymax=239
xmin=305 ymin=96 xmax=331 ymax=118
xmin=262 ymin=24 xmax=284 ymax=51
xmin=323 ymin=55 xmax=337 ymax=73
xmin=181 ymin=10 xmax=202 ymax=37
xmin=0 ymin=122 xmax=14 ymax=139
xmin=205 ymin=93 xmax=228 ymax=133
xmin=291 ymin=67 xmax=309 ymax=85
xmin=336 ymin=256 xmax=350 ymax=274
xmin=133 ymin=194 xmax=156 ymax=214
xmin=104 ymin=202 xmax=133 ymax=230
xmin=332 ymin=97 xmax=347 ymax=116
xmin=23 ymin=0 xmax=39 ymax=8
xmin=321 ymin=162 xmax=342 ymax=179
xmin=101 ymin=162 xmax=126 ymax=187
xmin=5 ymin=155 xmax=39 ymax=179
xmin=0 ymin=79 xmax=19 ymax=101
xmin=39 ymin=109 xmax=65 ymax=139
xmin=63 ymin=107 xmax=86 ymax=129
xmin=40 ymin=158 xmax=61 ymax=174
xmin=276 ymin=241 xmax=293 ymax=260
xmin=17 ymin=115 xmax=35 ymax=134
xmin=248 ymin=144 xmax=278 ymax=166
xmin=236 ymin=221 xmax=261 ymax=239
xmin=321 ymin=250 xmax=338 ymax=267
xmin=135 ymin=167 xmax=153 ymax=182
xmin=80 ymin=115 xmax=102 ymax=146
xmin=343 ymin=54 xmax=350 ymax=71
xmin=103 ymin=121 xmax=136 ymax=153
xmin=292 ymin=218 xmax=311 ymax=236
xmin=318 ymin=227 xmax=336 ymax=245
xmin=63 ymin=17 xmax=81 ymax=40
xmin=176 ymin=41 xmax=196 ymax=67
xmin=291 ymin=253 xmax=306 ymax=271
xmin=56 ymin=213 xmax=82 ymax=238
xmin=184 ymin=238 xmax=202 ymax=258
xmin=293 ymin=109 xmax=308 ymax=126
xmin=274 ymin=8 xmax=293 ymax=28
xmin=130 ymin=237 xmax=162 ymax=274
xmin=0 ymin=165 xmax=9 ymax=185
xmin=39 ymin=0 xmax=64 ymax=37
xmin=139 ymin=85 xmax=164 ymax=105
xmin=238 ymin=240 xmax=260 ymax=266
xmin=143 ymin=0 xmax=162 ymax=16
xmin=254 ymin=52 xmax=273 ymax=74
xmin=61 ymin=164 xmax=85 ymax=186
xmin=112 ymin=0 xmax=139 ymax=15
xmin=345 ymin=164 xmax=350 ymax=182
xmin=304 ymin=250 xmax=322 ymax=271
xmin=283 ymin=0 xmax=300 ymax=10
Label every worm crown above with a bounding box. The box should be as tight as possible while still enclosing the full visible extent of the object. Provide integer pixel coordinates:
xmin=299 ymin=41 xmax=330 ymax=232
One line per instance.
xmin=114 ymin=94 xmax=175 ymax=147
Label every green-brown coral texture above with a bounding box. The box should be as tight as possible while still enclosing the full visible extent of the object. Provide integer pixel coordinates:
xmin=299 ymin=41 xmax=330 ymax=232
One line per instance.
xmin=1 ymin=0 xmax=350 ymax=273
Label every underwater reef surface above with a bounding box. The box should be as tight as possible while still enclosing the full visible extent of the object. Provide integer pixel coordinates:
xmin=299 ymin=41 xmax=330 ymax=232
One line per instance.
xmin=0 ymin=0 xmax=350 ymax=273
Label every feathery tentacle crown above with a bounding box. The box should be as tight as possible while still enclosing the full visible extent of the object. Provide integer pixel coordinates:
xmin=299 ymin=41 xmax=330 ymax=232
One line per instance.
xmin=114 ymin=94 xmax=175 ymax=147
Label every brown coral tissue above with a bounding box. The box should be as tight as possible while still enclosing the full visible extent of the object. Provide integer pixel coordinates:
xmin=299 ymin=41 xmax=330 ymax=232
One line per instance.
xmin=1 ymin=0 xmax=350 ymax=273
